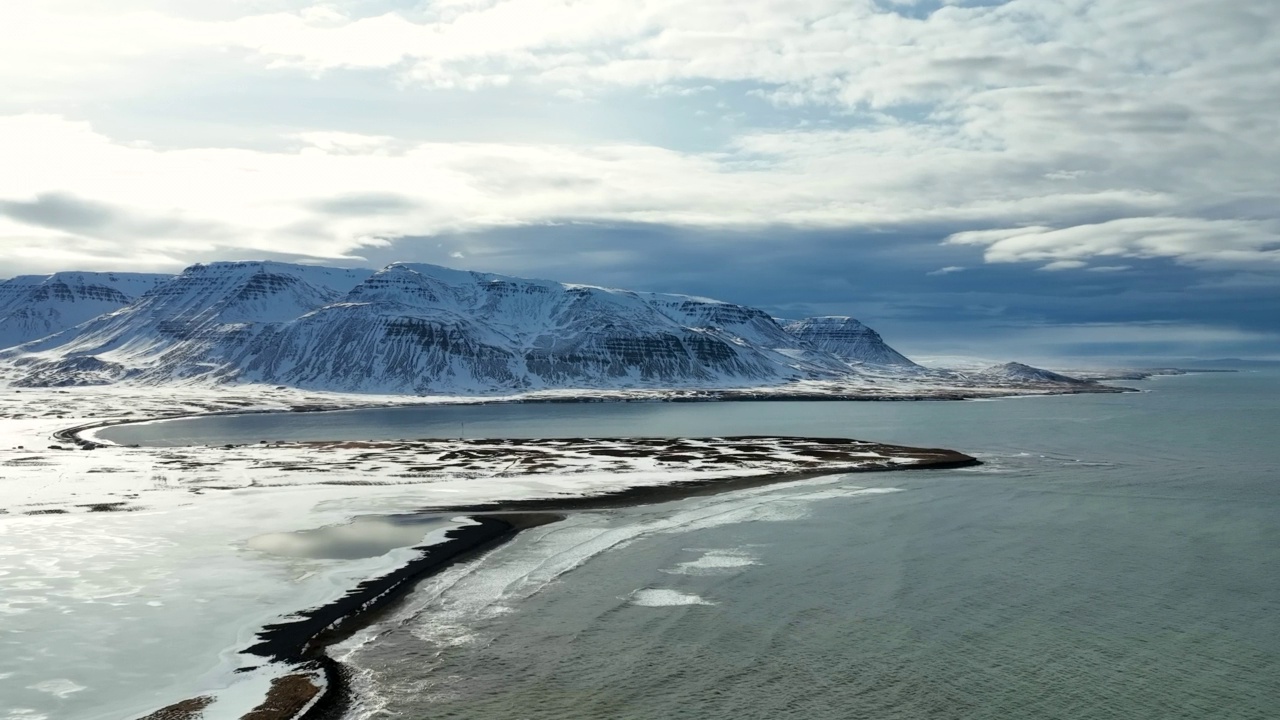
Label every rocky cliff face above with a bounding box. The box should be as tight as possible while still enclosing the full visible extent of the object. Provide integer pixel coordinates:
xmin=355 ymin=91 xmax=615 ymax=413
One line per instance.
xmin=2 ymin=261 xmax=919 ymax=393
xmin=0 ymin=272 xmax=171 ymax=349
xmin=782 ymin=316 xmax=919 ymax=367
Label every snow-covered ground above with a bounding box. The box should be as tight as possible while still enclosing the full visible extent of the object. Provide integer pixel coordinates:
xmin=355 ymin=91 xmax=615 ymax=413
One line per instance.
xmin=0 ymin=385 xmax=961 ymax=720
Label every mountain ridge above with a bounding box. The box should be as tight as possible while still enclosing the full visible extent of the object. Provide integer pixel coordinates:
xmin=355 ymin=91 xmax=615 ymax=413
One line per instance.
xmin=0 ymin=271 xmax=172 ymax=349
xmin=782 ymin=316 xmax=920 ymax=368
xmin=1 ymin=260 xmax=1094 ymax=398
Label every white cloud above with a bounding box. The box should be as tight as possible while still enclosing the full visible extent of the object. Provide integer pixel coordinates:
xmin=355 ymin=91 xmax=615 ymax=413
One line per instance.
xmin=927 ymin=266 xmax=966 ymax=275
xmin=0 ymin=1 xmax=1277 ymax=274
xmin=1038 ymin=260 xmax=1088 ymax=272
xmin=946 ymin=218 xmax=1280 ymax=269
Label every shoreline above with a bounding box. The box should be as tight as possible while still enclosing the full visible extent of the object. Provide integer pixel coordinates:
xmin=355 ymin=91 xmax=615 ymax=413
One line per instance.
xmin=37 ymin=391 xmax=986 ymax=720
xmin=59 ymin=383 xmax=1135 ymax=450
xmin=9 ymin=370 xmax=1228 ymax=720
xmin=141 ymin=444 xmax=978 ymax=720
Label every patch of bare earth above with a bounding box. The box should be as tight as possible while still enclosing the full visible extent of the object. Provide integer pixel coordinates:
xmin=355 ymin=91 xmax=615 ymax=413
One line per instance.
xmin=138 ymin=696 xmax=214 ymax=720
xmin=241 ymin=674 xmax=323 ymax=720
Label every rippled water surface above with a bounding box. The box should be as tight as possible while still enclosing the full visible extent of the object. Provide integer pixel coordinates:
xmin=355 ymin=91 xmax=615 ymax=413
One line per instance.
xmin=327 ymin=372 xmax=1279 ymax=720
xmin=105 ymin=373 xmax=1280 ymax=718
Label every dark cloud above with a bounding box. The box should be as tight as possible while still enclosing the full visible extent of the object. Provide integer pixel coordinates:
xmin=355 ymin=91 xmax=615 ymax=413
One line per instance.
xmin=0 ymin=193 xmax=117 ymax=233
xmin=375 ymin=221 xmax=1280 ymax=360
xmin=309 ymin=193 xmax=421 ymax=216
xmin=0 ymin=192 xmax=229 ymax=240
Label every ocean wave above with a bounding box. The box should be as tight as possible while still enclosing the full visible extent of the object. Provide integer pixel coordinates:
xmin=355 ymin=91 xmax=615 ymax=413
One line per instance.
xmin=392 ymin=479 xmax=900 ymax=645
xmin=333 ymin=476 xmax=907 ymax=720
xmin=662 ymin=548 xmax=761 ymax=575
xmin=627 ymin=589 xmax=716 ymax=607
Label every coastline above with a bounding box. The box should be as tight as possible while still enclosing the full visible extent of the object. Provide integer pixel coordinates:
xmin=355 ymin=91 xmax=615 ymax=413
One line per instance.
xmin=140 ymin=444 xmax=978 ymax=720
xmin=60 ymin=383 xmax=1136 ymax=450
xmin=9 ymin=380 xmax=1115 ymax=720
xmin=2 ymin=365 xmax=1247 ymax=720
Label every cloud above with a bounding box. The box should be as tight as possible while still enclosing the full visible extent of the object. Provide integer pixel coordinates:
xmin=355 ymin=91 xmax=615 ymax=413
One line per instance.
xmin=0 ymin=193 xmax=115 ymax=233
xmin=1038 ymin=260 xmax=1088 ymax=272
xmin=946 ymin=218 xmax=1280 ymax=269
xmin=0 ymin=192 xmax=228 ymax=241
xmin=927 ymin=265 xmax=966 ymax=275
xmin=0 ymin=0 xmax=1277 ymax=307
xmin=308 ymin=193 xmax=421 ymax=216
xmin=1001 ymin=321 xmax=1280 ymax=349
xmin=0 ymin=113 xmax=1181 ymax=271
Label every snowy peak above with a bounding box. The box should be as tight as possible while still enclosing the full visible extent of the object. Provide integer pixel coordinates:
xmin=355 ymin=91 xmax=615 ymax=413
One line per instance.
xmin=5 ymin=262 xmax=375 ymax=386
xmin=248 ymin=262 xmax=809 ymax=392
xmin=0 ymin=271 xmax=171 ymax=349
xmin=3 ymin=260 xmax=929 ymax=394
xmin=646 ymin=295 xmax=780 ymax=340
xmin=346 ymin=263 xmax=739 ymax=345
xmin=981 ymin=362 xmax=1087 ymax=385
xmin=783 ymin=316 xmax=919 ymax=367
xmin=143 ymin=261 xmax=373 ymax=324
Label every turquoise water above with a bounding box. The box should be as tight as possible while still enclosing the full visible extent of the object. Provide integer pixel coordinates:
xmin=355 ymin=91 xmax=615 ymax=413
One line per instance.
xmin=331 ymin=372 xmax=1280 ymax=719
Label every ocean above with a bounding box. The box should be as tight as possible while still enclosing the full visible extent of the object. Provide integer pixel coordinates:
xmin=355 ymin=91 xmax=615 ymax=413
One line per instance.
xmin=301 ymin=371 xmax=1280 ymax=719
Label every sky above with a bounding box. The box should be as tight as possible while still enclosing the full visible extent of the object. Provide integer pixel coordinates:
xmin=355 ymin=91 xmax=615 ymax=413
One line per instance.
xmin=0 ymin=0 xmax=1277 ymax=362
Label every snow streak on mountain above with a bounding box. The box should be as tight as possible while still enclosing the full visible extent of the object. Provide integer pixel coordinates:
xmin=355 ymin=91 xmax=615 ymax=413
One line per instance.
xmin=0 ymin=261 xmax=922 ymax=393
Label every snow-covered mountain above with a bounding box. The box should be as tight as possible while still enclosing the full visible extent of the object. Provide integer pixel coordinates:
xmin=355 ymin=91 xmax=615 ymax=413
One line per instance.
xmin=0 ymin=272 xmax=171 ymax=349
xmin=2 ymin=261 xmax=915 ymax=393
xmin=236 ymin=263 xmax=851 ymax=392
xmin=782 ymin=316 xmax=919 ymax=367
xmin=980 ymin=362 xmax=1088 ymax=385
xmin=7 ymin=262 xmax=373 ymax=386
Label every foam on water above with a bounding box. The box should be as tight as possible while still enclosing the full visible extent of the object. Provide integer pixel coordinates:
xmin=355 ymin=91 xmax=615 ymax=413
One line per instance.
xmin=628 ymin=589 xmax=715 ymax=607
xmin=325 ymin=372 xmax=1280 ymax=720
xmin=335 ymin=476 xmax=904 ymax=718
xmin=663 ymin=548 xmax=761 ymax=575
xmin=407 ymin=480 xmax=899 ymax=640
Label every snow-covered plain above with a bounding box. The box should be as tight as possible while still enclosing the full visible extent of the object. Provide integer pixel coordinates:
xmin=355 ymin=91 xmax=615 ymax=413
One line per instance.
xmin=0 ymin=384 xmax=964 ymax=720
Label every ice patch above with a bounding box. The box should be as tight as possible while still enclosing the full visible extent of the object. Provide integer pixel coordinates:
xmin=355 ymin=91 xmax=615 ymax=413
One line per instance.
xmin=664 ymin=548 xmax=760 ymax=575
xmin=3 ymin=710 xmax=50 ymax=720
xmin=628 ymin=589 xmax=715 ymax=607
xmin=26 ymin=679 xmax=86 ymax=698
xmin=791 ymin=487 xmax=904 ymax=500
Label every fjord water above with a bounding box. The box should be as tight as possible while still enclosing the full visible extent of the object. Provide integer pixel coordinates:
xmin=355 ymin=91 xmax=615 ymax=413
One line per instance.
xmin=101 ymin=373 xmax=1280 ymax=718
xmin=318 ymin=371 xmax=1279 ymax=720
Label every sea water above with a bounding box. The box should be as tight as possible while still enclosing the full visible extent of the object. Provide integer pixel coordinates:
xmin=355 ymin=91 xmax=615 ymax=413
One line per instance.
xmin=330 ymin=372 xmax=1280 ymax=719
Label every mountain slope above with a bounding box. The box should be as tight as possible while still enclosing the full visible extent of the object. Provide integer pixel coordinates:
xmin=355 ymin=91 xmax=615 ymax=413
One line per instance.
xmin=7 ymin=262 xmax=372 ymax=386
xmin=980 ymin=362 xmax=1088 ymax=385
xmin=782 ymin=316 xmax=919 ymax=367
xmin=0 ymin=272 xmax=171 ymax=349
xmin=239 ymin=263 xmax=836 ymax=392
xmin=2 ymin=261 xmax=936 ymax=394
